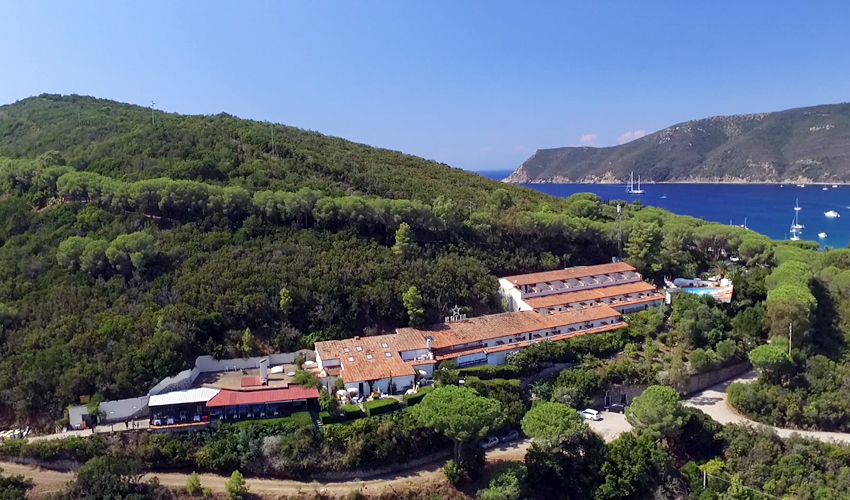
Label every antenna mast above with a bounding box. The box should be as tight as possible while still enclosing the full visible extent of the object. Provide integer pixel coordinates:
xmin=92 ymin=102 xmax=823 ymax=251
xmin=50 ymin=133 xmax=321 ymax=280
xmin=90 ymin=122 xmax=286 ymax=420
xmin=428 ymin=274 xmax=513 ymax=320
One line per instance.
xmin=150 ymin=101 xmax=156 ymax=127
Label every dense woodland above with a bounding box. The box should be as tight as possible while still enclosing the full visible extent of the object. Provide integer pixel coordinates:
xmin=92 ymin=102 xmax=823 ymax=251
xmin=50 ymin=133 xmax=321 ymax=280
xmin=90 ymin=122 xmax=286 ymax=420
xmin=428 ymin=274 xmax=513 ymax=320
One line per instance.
xmin=0 ymin=94 xmax=774 ymax=427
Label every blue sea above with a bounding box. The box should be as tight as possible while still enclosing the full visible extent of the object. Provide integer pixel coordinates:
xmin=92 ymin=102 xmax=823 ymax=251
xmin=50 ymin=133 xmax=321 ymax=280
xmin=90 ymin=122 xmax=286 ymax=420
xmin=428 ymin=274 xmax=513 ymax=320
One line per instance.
xmin=477 ymin=170 xmax=850 ymax=248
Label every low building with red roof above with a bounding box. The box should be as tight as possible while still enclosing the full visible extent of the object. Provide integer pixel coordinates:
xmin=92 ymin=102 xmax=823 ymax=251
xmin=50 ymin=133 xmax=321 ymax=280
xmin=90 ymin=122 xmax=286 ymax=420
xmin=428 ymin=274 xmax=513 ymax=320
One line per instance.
xmin=315 ymin=305 xmax=627 ymax=398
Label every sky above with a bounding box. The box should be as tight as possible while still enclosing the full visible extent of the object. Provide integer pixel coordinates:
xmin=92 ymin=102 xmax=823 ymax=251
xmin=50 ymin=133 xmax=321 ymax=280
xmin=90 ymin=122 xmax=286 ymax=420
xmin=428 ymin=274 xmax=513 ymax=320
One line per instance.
xmin=1 ymin=1 xmax=849 ymax=172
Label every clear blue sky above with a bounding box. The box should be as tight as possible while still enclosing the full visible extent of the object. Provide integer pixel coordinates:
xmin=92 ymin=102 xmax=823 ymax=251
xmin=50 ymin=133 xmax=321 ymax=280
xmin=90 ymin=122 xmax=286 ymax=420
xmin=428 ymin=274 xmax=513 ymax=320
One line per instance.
xmin=1 ymin=1 xmax=849 ymax=171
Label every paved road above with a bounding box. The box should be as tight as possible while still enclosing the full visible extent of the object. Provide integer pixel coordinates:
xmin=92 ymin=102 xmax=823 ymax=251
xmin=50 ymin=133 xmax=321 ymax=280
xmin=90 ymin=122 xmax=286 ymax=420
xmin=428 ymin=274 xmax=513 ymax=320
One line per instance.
xmin=685 ymin=370 xmax=850 ymax=443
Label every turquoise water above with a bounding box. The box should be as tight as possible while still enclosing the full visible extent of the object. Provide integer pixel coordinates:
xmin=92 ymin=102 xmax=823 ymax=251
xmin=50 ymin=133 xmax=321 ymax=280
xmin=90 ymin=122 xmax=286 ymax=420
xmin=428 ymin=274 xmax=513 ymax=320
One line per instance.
xmin=682 ymin=288 xmax=721 ymax=295
xmin=476 ymin=170 xmax=850 ymax=247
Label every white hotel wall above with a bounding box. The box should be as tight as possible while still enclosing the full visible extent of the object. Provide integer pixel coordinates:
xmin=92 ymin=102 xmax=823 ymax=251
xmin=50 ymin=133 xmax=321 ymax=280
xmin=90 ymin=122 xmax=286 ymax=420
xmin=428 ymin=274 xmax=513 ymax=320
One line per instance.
xmin=498 ymin=279 xmax=533 ymax=312
xmin=344 ymin=375 xmax=415 ymax=396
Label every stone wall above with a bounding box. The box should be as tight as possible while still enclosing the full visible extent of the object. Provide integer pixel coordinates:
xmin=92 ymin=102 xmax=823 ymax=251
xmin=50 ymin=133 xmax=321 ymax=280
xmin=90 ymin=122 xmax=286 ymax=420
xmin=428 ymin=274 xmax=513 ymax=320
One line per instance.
xmin=591 ymin=361 xmax=751 ymax=407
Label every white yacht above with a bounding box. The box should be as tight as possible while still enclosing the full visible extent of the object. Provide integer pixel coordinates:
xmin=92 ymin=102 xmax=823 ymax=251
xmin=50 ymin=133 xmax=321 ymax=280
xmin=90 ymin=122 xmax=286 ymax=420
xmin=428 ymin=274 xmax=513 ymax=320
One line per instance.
xmin=626 ymin=172 xmax=645 ymax=195
xmin=825 ymin=210 xmax=840 ymax=218
xmin=833 ymin=184 xmax=839 ymax=188
xmin=823 ymin=187 xmax=829 ymax=191
xmin=819 ymin=232 xmax=828 ymax=239
xmin=792 ymin=199 xmax=804 ymax=230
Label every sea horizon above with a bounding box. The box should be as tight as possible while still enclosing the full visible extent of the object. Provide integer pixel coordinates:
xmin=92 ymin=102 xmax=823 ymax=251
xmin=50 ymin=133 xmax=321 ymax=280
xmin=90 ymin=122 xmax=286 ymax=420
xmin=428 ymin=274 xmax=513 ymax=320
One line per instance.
xmin=476 ymin=170 xmax=849 ymax=248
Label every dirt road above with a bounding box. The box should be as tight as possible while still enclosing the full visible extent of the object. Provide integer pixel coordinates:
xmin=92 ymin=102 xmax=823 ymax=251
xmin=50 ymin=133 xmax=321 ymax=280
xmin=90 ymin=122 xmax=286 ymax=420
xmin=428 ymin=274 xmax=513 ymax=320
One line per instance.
xmin=0 ymin=440 xmax=530 ymax=498
xmin=12 ymin=370 xmax=850 ymax=497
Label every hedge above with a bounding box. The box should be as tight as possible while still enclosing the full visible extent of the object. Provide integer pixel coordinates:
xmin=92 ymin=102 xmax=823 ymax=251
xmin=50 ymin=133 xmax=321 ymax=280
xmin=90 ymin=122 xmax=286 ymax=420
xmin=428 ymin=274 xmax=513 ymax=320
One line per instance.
xmin=290 ymin=411 xmax=314 ymax=428
xmin=455 ymin=365 xmax=520 ymax=380
xmin=403 ymin=386 xmax=434 ymax=407
xmin=235 ymin=412 xmax=314 ymax=433
xmin=319 ymin=411 xmax=342 ymax=424
xmin=342 ymin=404 xmax=365 ymax=420
xmin=0 ymin=435 xmax=107 ymax=463
xmin=362 ymin=398 xmax=402 ymax=417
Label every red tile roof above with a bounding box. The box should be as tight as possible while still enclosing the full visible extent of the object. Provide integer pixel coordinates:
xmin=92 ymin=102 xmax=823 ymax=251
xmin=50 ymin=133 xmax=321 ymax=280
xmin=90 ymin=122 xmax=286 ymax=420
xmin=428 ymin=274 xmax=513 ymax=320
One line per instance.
xmin=501 ymin=262 xmax=638 ymax=287
xmin=433 ymin=321 xmax=628 ymax=360
xmin=524 ymin=281 xmax=658 ymax=308
xmin=206 ymin=386 xmax=320 ymax=407
xmin=398 ymin=307 xmax=622 ymax=349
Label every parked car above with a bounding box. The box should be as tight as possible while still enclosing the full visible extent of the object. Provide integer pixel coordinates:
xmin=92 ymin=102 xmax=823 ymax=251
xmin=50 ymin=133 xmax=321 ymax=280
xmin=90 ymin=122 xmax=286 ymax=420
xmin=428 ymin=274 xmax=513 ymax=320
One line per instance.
xmin=498 ymin=429 xmax=520 ymax=443
xmin=479 ymin=435 xmax=500 ymax=449
xmin=580 ymin=409 xmax=602 ymax=421
xmin=605 ymin=403 xmax=627 ymax=413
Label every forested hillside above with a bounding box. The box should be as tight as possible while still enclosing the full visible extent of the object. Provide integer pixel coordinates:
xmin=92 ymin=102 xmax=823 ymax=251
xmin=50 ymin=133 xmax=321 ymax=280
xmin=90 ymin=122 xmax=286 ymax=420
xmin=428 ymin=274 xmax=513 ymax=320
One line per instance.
xmin=0 ymin=94 xmax=768 ymax=427
xmin=506 ymin=102 xmax=850 ymax=184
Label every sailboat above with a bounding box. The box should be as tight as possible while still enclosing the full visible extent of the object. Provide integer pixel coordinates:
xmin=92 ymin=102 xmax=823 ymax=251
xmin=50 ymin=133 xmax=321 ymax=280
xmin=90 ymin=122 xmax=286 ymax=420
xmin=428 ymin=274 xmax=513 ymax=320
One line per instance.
xmin=790 ymin=200 xmax=803 ymax=240
xmin=626 ymin=172 xmax=645 ymax=195
xmin=792 ymin=199 xmax=804 ymax=230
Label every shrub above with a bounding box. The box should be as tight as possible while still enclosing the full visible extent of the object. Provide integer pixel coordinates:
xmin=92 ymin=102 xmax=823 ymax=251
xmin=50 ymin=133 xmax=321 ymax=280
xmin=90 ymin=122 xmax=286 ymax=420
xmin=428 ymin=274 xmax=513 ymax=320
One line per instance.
xmin=225 ymin=470 xmax=248 ymax=500
xmin=186 ymin=471 xmax=202 ymax=496
xmin=403 ymin=386 xmax=434 ymax=407
xmin=689 ymin=348 xmax=715 ymax=373
xmin=342 ymin=404 xmax=365 ymax=420
xmin=443 ymin=459 xmax=464 ymax=485
xmin=362 ymin=398 xmax=401 ymax=417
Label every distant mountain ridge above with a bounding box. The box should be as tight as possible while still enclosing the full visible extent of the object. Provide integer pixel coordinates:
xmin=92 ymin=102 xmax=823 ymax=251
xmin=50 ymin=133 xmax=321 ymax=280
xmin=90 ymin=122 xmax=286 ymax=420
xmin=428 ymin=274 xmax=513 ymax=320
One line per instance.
xmin=506 ymin=103 xmax=850 ymax=184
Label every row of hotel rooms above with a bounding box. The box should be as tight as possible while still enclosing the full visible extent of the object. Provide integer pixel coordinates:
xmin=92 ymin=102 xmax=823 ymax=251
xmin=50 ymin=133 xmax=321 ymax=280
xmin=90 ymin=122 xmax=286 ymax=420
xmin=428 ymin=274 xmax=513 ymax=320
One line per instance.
xmin=312 ymin=262 xmax=663 ymax=397
xmin=72 ymin=262 xmax=661 ymax=430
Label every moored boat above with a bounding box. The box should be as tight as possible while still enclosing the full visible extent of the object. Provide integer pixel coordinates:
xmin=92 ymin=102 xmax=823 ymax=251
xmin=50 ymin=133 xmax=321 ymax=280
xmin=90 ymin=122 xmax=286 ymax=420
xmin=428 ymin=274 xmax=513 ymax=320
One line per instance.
xmin=825 ymin=210 xmax=840 ymax=218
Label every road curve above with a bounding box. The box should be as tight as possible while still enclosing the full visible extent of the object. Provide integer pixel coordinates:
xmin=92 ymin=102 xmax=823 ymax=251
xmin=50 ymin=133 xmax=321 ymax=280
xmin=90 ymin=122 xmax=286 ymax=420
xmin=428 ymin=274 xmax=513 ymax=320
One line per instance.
xmin=684 ymin=370 xmax=850 ymax=443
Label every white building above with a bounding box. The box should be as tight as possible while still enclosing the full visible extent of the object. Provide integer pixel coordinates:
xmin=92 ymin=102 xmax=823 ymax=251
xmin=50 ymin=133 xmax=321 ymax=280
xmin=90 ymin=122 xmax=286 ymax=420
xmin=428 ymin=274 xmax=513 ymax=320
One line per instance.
xmin=314 ymin=306 xmax=626 ymax=397
xmin=499 ymin=262 xmax=645 ymax=312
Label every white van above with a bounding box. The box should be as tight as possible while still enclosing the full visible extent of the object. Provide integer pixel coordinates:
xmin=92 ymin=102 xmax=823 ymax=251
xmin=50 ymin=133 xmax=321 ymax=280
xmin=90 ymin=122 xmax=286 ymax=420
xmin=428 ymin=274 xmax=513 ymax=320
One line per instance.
xmin=580 ymin=409 xmax=602 ymax=421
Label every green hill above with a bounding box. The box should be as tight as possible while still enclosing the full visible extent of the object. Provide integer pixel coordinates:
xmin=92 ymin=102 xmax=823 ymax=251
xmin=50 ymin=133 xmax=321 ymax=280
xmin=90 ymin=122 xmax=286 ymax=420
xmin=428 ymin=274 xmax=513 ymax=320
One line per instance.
xmin=506 ymin=102 xmax=850 ymax=184
xmin=0 ymin=94 xmax=766 ymax=427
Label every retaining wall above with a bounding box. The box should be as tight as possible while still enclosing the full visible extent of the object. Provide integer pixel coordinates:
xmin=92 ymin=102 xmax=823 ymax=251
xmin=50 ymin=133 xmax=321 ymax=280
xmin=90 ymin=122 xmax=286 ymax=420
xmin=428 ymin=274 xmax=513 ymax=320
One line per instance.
xmin=591 ymin=361 xmax=751 ymax=408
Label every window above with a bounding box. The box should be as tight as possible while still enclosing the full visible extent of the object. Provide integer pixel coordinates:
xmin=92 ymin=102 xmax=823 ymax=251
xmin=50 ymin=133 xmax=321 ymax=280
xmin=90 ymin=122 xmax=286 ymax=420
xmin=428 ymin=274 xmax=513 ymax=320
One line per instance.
xmin=385 ymin=352 xmax=392 ymax=358
xmin=366 ymin=354 xmax=373 ymax=360
xmin=355 ymin=346 xmax=363 ymax=352
xmin=381 ymin=343 xmax=388 ymax=348
xmin=343 ymin=347 xmax=350 ymax=353
xmin=347 ymin=357 xmax=354 ymax=362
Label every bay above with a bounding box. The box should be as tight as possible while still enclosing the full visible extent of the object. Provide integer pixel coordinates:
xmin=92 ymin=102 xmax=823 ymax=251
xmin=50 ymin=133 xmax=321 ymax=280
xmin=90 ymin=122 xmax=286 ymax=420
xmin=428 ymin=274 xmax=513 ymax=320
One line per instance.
xmin=475 ymin=170 xmax=849 ymax=248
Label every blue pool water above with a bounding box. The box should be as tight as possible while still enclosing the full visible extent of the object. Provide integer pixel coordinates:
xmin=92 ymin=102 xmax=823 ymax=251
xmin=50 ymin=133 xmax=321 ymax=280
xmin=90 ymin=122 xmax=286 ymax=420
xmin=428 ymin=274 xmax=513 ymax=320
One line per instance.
xmin=475 ymin=170 xmax=850 ymax=247
xmin=682 ymin=288 xmax=720 ymax=296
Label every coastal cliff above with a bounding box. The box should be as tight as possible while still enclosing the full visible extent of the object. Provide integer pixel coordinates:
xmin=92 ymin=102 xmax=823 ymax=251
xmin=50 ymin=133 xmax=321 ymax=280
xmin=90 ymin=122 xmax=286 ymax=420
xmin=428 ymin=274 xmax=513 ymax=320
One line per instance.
xmin=506 ymin=103 xmax=850 ymax=184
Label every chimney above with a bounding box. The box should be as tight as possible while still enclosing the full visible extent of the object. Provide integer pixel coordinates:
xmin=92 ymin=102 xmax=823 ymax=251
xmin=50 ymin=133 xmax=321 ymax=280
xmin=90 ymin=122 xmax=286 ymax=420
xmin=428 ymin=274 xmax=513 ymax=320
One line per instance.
xmin=259 ymin=358 xmax=269 ymax=385
xmin=354 ymin=336 xmax=360 ymax=340
xmin=426 ymin=336 xmax=433 ymax=350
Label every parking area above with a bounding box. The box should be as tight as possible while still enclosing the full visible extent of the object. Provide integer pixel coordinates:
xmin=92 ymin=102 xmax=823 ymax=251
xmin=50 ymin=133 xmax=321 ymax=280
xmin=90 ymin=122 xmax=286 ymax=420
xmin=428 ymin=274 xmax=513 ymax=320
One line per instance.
xmin=587 ymin=410 xmax=632 ymax=442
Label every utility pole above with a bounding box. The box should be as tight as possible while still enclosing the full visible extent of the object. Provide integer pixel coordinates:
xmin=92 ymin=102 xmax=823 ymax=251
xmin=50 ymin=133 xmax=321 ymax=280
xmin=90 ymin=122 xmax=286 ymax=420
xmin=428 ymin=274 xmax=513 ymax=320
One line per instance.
xmin=271 ymin=123 xmax=275 ymax=157
xmin=150 ymin=101 xmax=156 ymax=127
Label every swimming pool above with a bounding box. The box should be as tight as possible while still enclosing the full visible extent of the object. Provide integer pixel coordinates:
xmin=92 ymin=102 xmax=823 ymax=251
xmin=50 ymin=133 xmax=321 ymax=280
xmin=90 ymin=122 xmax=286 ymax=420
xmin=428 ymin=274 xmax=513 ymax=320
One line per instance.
xmin=682 ymin=287 xmax=721 ymax=296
